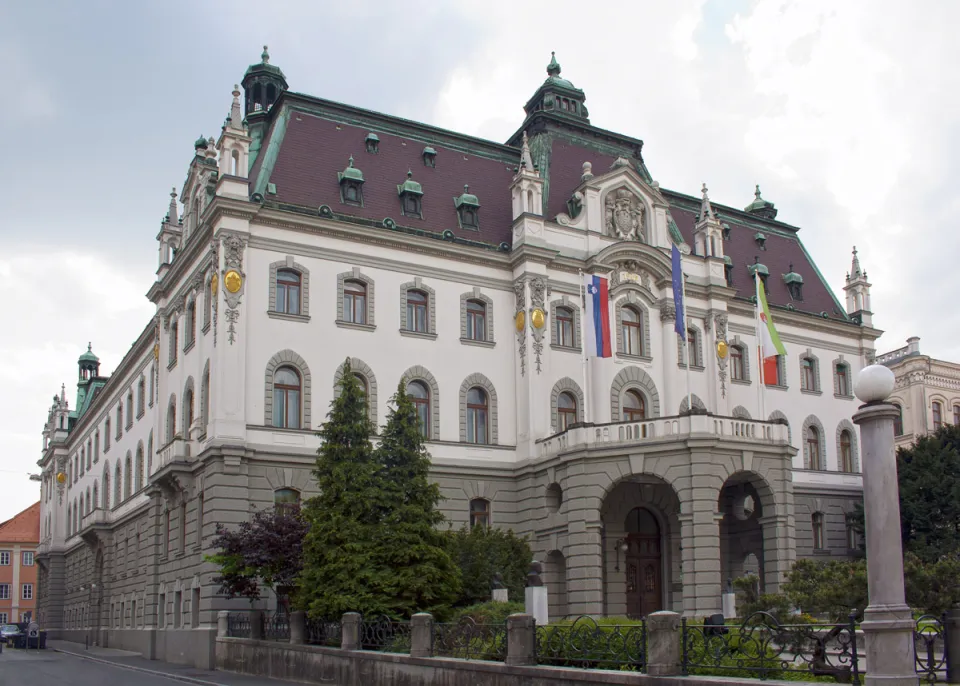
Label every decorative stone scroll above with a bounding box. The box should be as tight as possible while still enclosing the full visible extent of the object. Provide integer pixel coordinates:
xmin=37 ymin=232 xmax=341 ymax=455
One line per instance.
xmin=529 ymin=277 xmax=547 ymax=374
xmin=220 ymin=233 xmax=247 ymax=344
xmin=514 ymin=280 xmax=527 ymax=377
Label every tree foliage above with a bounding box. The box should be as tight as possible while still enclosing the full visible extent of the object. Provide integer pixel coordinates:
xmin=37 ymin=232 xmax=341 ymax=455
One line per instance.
xmin=207 ymin=504 xmax=308 ymax=601
xmin=781 ymin=558 xmax=868 ymax=620
xmin=443 ymin=524 xmax=532 ymax=607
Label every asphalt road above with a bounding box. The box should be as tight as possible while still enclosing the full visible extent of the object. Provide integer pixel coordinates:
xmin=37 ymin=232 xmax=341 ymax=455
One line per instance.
xmin=0 ymin=646 xmax=308 ymax=686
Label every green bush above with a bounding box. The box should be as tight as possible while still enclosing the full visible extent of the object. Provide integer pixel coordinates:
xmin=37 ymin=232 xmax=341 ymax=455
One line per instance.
xmin=537 ymin=616 xmax=646 ymax=670
xmin=443 ymin=525 xmax=531 ymax=608
xmin=449 ymin=600 xmax=524 ymax=625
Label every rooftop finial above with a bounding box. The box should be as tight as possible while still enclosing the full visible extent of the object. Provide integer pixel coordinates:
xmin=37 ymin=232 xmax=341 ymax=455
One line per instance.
xmin=520 ymin=130 xmax=535 ymax=171
xmin=87 ymin=342 xmax=92 ymax=352
xmin=348 ymin=154 xmax=354 ymax=167
xmin=547 ymin=51 xmax=561 ymax=77
xmin=755 ymin=184 xmax=762 ymax=200
xmin=850 ymin=245 xmax=862 ymax=278
xmin=699 ymin=182 xmax=716 ymax=221
xmin=262 ymin=45 xmax=270 ymax=64
xmin=167 ymin=187 xmax=178 ymax=223
xmin=464 ymin=184 xmax=470 ymax=193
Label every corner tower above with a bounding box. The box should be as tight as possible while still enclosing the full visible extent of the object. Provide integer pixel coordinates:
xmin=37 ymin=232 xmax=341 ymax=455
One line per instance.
xmin=241 ymin=46 xmax=288 ymax=167
xmin=523 ymin=52 xmax=589 ymax=123
xmin=844 ymin=246 xmax=872 ymax=326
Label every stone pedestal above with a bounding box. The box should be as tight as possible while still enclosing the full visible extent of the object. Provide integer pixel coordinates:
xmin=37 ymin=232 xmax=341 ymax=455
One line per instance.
xmin=854 ymin=399 xmax=918 ymax=686
xmin=217 ymin=610 xmax=229 ymax=638
xmin=505 ymin=613 xmax=535 ymax=666
xmin=410 ymin=613 xmax=434 ymax=658
xmin=525 ymin=586 xmax=548 ymax=626
xmin=492 ymin=588 xmax=509 ymax=603
xmin=341 ymin=612 xmax=361 ymax=651
xmin=646 ymin=611 xmax=681 ymax=676
xmin=946 ymin=607 xmax=960 ymax=684
xmin=289 ymin=611 xmax=305 ymax=645
xmin=722 ymin=591 xmax=736 ymax=619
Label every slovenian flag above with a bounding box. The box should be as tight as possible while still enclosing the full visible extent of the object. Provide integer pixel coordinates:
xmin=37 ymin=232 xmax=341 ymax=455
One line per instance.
xmin=757 ymin=276 xmax=787 ymax=384
xmin=583 ymin=274 xmax=612 ymax=358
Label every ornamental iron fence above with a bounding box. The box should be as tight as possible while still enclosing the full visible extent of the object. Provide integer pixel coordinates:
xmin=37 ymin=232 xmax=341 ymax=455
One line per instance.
xmin=359 ymin=615 xmax=411 ymax=653
xmin=226 ymin=612 xmax=252 ymax=638
xmin=914 ymin=614 xmax=949 ymax=683
xmin=263 ymin=611 xmax=290 ymax=642
xmin=431 ymin=617 xmax=507 ymax=661
xmin=535 ymin=615 xmax=646 ymax=671
xmin=305 ymin=616 xmax=342 ymax=647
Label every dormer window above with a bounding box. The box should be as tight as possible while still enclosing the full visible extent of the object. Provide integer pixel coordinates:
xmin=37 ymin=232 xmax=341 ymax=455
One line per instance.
xmin=454 ymin=184 xmax=480 ymax=230
xmin=755 ymin=232 xmax=766 ymax=250
xmin=422 ymin=147 xmax=437 ymax=168
xmin=724 ymin=256 xmax=734 ymax=286
xmin=783 ymin=264 xmax=804 ymax=301
xmin=365 ymin=133 xmax=379 ymax=154
xmin=722 ymin=223 xmax=731 ymax=240
xmin=747 ymin=260 xmax=769 ymax=289
xmin=338 ymin=155 xmax=364 ymax=207
xmin=397 ymin=171 xmax=423 ymax=219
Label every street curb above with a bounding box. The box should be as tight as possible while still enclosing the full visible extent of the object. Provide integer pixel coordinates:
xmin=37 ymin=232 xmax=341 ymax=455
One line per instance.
xmin=53 ymin=647 xmax=230 ymax=686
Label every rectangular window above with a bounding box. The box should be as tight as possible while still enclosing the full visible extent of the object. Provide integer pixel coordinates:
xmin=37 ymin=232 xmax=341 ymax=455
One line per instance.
xmin=132 ymin=599 xmax=137 ymax=629
xmin=158 ymin=595 xmax=166 ymax=628
xmin=21 ymin=584 xmax=33 ymax=600
xmin=812 ymin=512 xmax=825 ymax=550
xmin=174 ymin=591 xmax=182 ymax=628
xmin=556 ymin=309 xmax=574 ymax=347
xmin=164 ymin=510 xmax=171 ymax=554
xmin=406 ymin=291 xmax=428 ymax=333
xmin=180 ymin=502 xmax=187 ymax=553
xmin=0 ymin=584 xmax=9 ymax=599
xmin=22 ymin=551 xmax=34 ymax=566
xmin=0 ymin=551 xmax=9 ymax=565
xmin=191 ymin=588 xmax=201 ymax=628
xmin=836 ymin=365 xmax=849 ymax=396
xmin=0 ymin=613 xmax=6 ymax=624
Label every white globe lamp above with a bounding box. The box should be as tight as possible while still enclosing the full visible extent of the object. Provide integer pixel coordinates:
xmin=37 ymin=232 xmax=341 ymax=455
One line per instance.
xmin=854 ymin=364 xmax=895 ymax=404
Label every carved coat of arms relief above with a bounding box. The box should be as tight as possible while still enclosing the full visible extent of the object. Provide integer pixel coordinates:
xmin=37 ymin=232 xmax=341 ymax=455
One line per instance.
xmin=604 ymin=187 xmax=645 ymax=242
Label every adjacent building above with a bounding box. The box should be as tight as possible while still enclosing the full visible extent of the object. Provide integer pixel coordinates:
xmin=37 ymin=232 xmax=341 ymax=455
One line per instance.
xmin=0 ymin=502 xmax=40 ymax=624
xmin=36 ymin=49 xmax=881 ymax=668
xmin=878 ymin=336 xmax=960 ymax=448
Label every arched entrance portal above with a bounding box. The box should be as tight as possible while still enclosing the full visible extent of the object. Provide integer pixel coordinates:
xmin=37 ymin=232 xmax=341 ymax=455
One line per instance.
xmin=623 ymin=507 xmax=662 ymax=618
xmin=718 ymin=472 xmax=773 ymax=591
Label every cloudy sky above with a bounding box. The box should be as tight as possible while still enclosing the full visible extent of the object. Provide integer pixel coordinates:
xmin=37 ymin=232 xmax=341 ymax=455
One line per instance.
xmin=1 ymin=0 xmax=957 ymax=521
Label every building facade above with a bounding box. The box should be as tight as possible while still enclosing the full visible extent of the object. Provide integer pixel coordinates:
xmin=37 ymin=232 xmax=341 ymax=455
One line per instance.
xmin=878 ymin=336 xmax=960 ymax=448
xmin=36 ymin=49 xmax=881 ymax=667
xmin=0 ymin=502 xmax=40 ymax=624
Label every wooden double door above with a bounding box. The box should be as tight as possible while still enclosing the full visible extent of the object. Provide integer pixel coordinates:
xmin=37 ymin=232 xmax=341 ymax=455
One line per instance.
xmin=624 ymin=533 xmax=662 ymax=619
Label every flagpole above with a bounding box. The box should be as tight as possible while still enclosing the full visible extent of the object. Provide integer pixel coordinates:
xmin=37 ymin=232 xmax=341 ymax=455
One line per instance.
xmin=681 ymin=271 xmax=692 ymax=414
xmin=578 ymin=269 xmax=590 ymax=424
xmin=755 ymin=270 xmax=766 ymax=420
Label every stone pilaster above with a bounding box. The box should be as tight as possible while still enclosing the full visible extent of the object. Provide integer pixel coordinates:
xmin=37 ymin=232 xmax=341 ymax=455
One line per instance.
xmin=681 ymin=464 xmax=723 ymax=615
xmin=646 ymin=610 xmax=681 ymax=676
xmin=410 ymin=613 xmax=433 ymax=658
xmin=505 ymin=613 xmax=535 ymax=666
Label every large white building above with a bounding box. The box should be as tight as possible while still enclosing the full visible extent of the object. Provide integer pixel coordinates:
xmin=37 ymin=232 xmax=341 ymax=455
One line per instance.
xmin=35 ymin=49 xmax=881 ymax=668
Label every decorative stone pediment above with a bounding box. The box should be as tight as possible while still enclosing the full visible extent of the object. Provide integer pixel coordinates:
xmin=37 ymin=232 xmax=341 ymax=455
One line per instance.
xmin=604 ymin=186 xmax=645 ymax=242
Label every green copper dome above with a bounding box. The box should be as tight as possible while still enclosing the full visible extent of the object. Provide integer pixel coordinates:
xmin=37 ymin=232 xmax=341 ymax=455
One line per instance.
xmin=397 ymin=171 xmax=423 ymax=197
xmin=244 ymin=45 xmax=287 ymax=80
xmin=544 ymin=51 xmax=576 ymax=89
xmin=783 ymin=264 xmax=804 ymax=284
xmin=454 ymin=184 xmax=480 ymax=208
xmin=194 ymin=136 xmax=208 ymax=149
xmin=79 ymin=343 xmax=99 ymax=363
xmin=745 ymin=184 xmax=778 ymax=219
xmin=338 ymin=155 xmax=364 ymax=183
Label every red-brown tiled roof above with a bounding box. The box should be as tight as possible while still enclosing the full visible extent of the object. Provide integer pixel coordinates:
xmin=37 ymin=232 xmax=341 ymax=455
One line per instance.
xmin=0 ymin=502 xmax=40 ymax=544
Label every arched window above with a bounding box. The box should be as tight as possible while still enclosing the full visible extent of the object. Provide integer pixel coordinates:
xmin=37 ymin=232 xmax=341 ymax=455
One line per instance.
xmin=103 ymin=467 xmax=111 ymax=510
xmin=135 ymin=445 xmax=144 ymax=492
xmin=354 ymin=373 xmax=369 ymax=418
xmin=126 ymin=392 xmax=133 ymax=428
xmin=839 ymin=430 xmax=853 ymax=472
xmin=274 ymin=488 xmax=301 ymax=515
xmin=557 ymin=392 xmax=578 ymax=432
xmin=343 ymin=280 xmax=366 ymax=324
xmin=137 ymin=378 xmax=145 ymax=417
xmin=466 ymin=300 xmax=486 ymax=341
xmin=201 ymin=366 xmax=210 ymax=431
xmin=186 ymin=301 xmax=197 ymax=347
xmin=93 ymin=481 xmax=99 ymax=509
xmin=114 ymin=462 xmax=122 ymax=505
xmin=183 ymin=388 xmax=195 ymax=433
xmin=731 ymin=345 xmax=745 ymax=381
xmin=276 ymin=269 xmax=302 ymax=315
xmin=621 ymin=306 xmax=642 ymax=356
xmin=406 ymin=290 xmax=429 ymax=333
xmin=466 ymin=387 xmax=488 ymax=444
xmin=407 ymin=380 xmax=431 ymax=438
xmin=893 ymin=404 xmax=904 ymax=436
xmin=623 ymin=390 xmax=646 ymax=421
xmin=469 ymin=498 xmax=490 ymax=528
xmin=105 ymin=418 xmax=111 ymax=450
xmin=806 ymin=426 xmax=822 ymax=470
xmin=272 ymin=366 xmax=301 ymax=429
xmin=169 ymin=321 xmax=179 ymax=366
xmin=933 ymin=401 xmax=943 ymax=430
xmin=124 ymin=453 xmax=132 ymax=499
xmin=812 ymin=512 xmax=825 ymax=550
xmin=94 ymin=431 xmax=100 ymax=462
xmin=166 ymin=400 xmax=176 ymax=442
xmin=556 ymin=307 xmax=574 ymax=348
xmin=116 ymin=405 xmax=123 ymax=439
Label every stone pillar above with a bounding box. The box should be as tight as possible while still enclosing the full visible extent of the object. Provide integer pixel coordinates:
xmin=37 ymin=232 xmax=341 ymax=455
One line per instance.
xmin=217 ymin=610 xmax=229 ymax=638
xmin=946 ymin=607 xmax=960 ymax=684
xmin=492 ymin=588 xmax=509 ymax=603
xmin=249 ymin=610 xmax=264 ymax=640
xmin=341 ymin=612 xmax=361 ymax=651
xmin=759 ymin=514 xmax=794 ymax=595
xmin=564 ymin=520 xmax=603 ymax=616
xmin=289 ymin=611 xmax=305 ymax=645
xmin=646 ymin=611 xmax=681 ymax=676
xmin=410 ymin=613 xmax=433 ymax=658
xmin=505 ymin=613 xmax=535 ymax=667
xmin=853 ymin=365 xmax=918 ymax=686
xmin=681 ymin=474 xmax=723 ymax=616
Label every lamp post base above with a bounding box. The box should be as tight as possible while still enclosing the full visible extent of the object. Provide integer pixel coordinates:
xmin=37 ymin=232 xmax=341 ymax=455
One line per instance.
xmin=862 ymin=603 xmax=918 ymax=686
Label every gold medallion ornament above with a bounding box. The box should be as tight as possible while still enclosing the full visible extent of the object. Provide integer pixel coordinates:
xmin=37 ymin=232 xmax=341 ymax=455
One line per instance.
xmin=210 ymin=272 xmax=219 ymax=297
xmin=224 ymin=269 xmax=242 ymax=293
xmin=153 ymin=343 xmax=160 ymax=360
xmin=717 ymin=340 xmax=729 ymax=359
xmin=515 ymin=310 xmax=526 ymax=332
xmin=56 ymin=472 xmax=66 ymax=485
xmin=531 ymin=307 xmax=546 ymax=330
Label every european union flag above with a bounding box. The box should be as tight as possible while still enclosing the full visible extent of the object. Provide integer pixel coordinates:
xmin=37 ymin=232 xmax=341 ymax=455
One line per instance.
xmin=671 ymin=243 xmax=685 ymax=336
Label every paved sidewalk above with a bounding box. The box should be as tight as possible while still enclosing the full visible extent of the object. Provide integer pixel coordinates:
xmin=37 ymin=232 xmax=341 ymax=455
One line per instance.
xmin=48 ymin=640 xmax=320 ymax=686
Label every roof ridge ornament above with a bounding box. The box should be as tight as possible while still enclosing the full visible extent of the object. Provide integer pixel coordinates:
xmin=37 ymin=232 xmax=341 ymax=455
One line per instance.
xmin=744 ymin=183 xmax=778 ymax=219
xmin=547 ymin=51 xmax=561 ymax=77
xmin=850 ymin=245 xmax=862 ymax=278
xmin=520 ymin=131 xmax=535 ymax=171
xmin=700 ymin=182 xmax=717 ymax=221
xmin=261 ymin=45 xmax=270 ymax=64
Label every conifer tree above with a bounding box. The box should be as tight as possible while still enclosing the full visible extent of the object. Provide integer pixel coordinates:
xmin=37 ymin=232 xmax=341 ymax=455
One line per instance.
xmin=371 ymin=380 xmax=461 ymax=617
xmin=298 ymin=359 xmax=387 ymax=618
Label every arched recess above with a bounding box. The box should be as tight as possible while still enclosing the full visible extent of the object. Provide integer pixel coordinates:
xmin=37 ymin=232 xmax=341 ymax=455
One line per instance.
xmin=544 ymin=550 xmax=568 ymax=619
xmin=550 ymin=377 xmax=584 ymax=432
xmin=182 ymin=376 xmax=196 ymax=432
xmin=200 ymin=359 xmax=211 ymax=431
xmin=835 ymin=419 xmax=860 ymax=472
xmin=263 ymin=350 xmax=313 ymax=428
xmin=458 ymin=373 xmax=499 ymax=444
xmin=333 ymin=357 xmax=379 ymax=423
xmin=401 ymin=365 xmax=440 ymax=440
xmin=801 ymin=414 xmax=828 ymax=470
xmin=135 ymin=441 xmax=144 ymax=492
xmin=678 ymin=394 xmax=707 ymax=413
xmin=610 ymin=366 xmax=661 ymax=420
xmin=732 ymin=406 xmax=752 ymax=419
xmin=768 ymin=410 xmax=792 ymax=445
xmin=718 ymin=469 xmax=779 ymax=591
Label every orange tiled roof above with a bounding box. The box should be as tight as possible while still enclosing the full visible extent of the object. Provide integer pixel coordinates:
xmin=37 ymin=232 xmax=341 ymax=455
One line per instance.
xmin=0 ymin=502 xmax=40 ymax=544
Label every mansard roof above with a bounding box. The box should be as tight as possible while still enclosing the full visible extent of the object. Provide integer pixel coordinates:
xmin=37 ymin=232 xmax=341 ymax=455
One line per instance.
xmin=246 ymin=78 xmax=849 ymax=323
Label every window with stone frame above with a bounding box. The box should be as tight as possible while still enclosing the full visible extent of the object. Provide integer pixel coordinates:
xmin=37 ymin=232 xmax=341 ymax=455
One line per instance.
xmin=469 ymin=498 xmax=490 ymax=528
xmin=272 ymin=366 xmax=301 ymax=430
xmin=185 ymin=301 xmax=197 ymax=349
xmin=839 ymin=430 xmax=854 ymax=472
xmin=557 ymin=391 xmax=578 ymax=431
xmin=811 ymin=512 xmax=825 ymax=550
xmin=168 ymin=320 xmax=178 ymax=368
xmin=620 ymin=306 xmax=643 ymax=356
xmin=406 ymin=290 xmax=429 ymax=333
xmin=116 ymin=405 xmax=123 ymax=439
xmin=137 ymin=378 xmax=146 ymax=418
xmin=730 ymin=344 xmax=747 ymax=382
xmin=407 ymin=380 xmax=431 ymax=439
xmin=933 ymin=401 xmax=943 ymax=430
xmin=800 ymin=356 xmax=820 ymax=393
xmin=623 ymin=390 xmax=646 ymax=421
xmin=274 ymin=488 xmax=301 ymax=515
xmin=465 ymin=300 xmax=487 ymax=342
xmin=275 ymin=269 xmax=302 ymax=315
xmin=465 ymin=387 xmax=489 ymax=445
xmin=954 ymin=404 xmax=960 ymax=426
xmin=336 ymin=270 xmax=375 ymax=330
xmin=834 ymin=362 xmax=852 ymax=397
xmin=126 ymin=392 xmax=134 ymax=429
xmin=678 ymin=327 xmax=704 ymax=369
xmin=805 ymin=425 xmax=823 ymax=470
xmin=343 ymin=280 xmax=367 ymax=324
xmin=556 ymin=307 xmax=575 ymax=348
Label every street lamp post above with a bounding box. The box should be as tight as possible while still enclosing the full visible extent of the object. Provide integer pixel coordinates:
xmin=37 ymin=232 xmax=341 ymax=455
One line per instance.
xmin=853 ymin=365 xmax=918 ymax=686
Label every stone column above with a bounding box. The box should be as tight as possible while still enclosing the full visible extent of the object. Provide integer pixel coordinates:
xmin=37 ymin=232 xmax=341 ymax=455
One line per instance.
xmin=341 ymin=612 xmax=361 ymax=651
xmin=646 ymin=611 xmax=681 ymax=676
xmin=853 ymin=365 xmax=918 ymax=686
xmin=505 ymin=613 xmax=535 ymax=666
xmin=759 ymin=514 xmax=794 ymax=595
xmin=410 ymin=613 xmax=433 ymax=658
xmin=289 ymin=611 xmax=305 ymax=645
xmin=945 ymin=606 xmax=960 ymax=684
xmin=217 ymin=610 xmax=229 ymax=638
xmin=681 ymin=468 xmax=723 ymax=616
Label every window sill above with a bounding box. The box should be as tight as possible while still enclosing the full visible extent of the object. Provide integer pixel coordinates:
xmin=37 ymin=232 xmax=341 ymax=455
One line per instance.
xmin=834 ymin=393 xmax=855 ymax=400
xmin=801 ymin=388 xmax=823 ymax=396
xmin=268 ymin=311 xmax=310 ymax=323
xmin=731 ymin=378 xmax=751 ymax=386
xmin=460 ymin=337 xmax=495 ymax=348
xmin=400 ymin=329 xmax=438 ymax=341
xmin=183 ymin=341 xmax=196 ymax=355
xmin=261 ymin=425 xmax=314 ymax=434
xmin=335 ymin=320 xmax=376 ymax=332
xmin=677 ymin=364 xmax=705 ymax=372
xmin=765 ymin=384 xmax=789 ymax=391
xmin=201 ymin=322 xmax=211 ymax=334
xmin=811 ymin=549 xmax=832 ymax=557
xmin=167 ymin=360 xmax=178 ymax=371
xmin=618 ymin=353 xmax=653 ymax=363
xmin=137 ymin=411 xmax=145 ymax=420
xmin=550 ymin=343 xmax=582 ymax=354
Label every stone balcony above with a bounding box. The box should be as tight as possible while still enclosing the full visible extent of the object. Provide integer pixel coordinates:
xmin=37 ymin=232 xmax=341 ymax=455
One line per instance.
xmin=537 ymin=412 xmax=790 ymax=458
xmin=79 ymin=507 xmax=112 ymax=546
xmin=156 ymin=436 xmax=190 ymax=469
